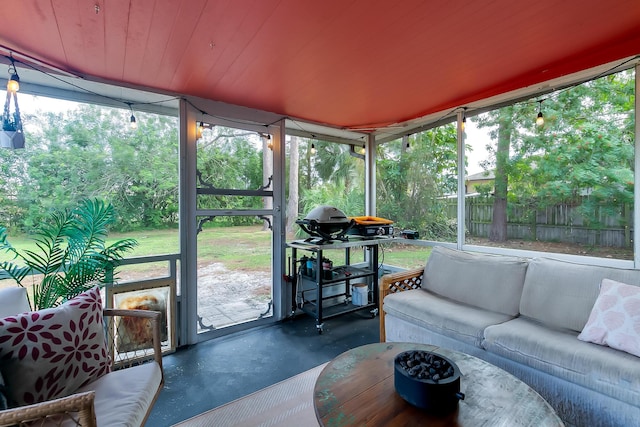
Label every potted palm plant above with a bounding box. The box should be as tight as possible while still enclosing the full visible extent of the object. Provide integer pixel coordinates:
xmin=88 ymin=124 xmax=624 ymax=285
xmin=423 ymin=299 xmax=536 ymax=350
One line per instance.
xmin=0 ymin=198 xmax=137 ymax=310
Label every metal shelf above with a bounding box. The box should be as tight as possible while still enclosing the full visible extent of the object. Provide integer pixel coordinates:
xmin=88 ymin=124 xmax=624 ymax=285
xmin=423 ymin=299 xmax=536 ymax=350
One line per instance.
xmin=287 ymin=238 xmax=387 ymax=334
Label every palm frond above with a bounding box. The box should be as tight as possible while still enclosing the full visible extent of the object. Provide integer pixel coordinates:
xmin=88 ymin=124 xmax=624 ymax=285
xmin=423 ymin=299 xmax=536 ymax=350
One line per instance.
xmin=1 ymin=199 xmax=137 ymax=310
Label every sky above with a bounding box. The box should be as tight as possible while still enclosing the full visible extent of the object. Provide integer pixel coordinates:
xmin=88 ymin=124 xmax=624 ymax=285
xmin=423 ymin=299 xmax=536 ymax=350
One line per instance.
xmin=465 ymin=121 xmax=493 ymax=175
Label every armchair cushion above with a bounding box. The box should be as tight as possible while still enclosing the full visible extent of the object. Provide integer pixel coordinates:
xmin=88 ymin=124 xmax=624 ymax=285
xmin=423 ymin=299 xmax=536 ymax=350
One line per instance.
xmin=0 ymin=286 xmax=110 ymax=406
xmin=0 ymin=287 xmax=31 ymax=317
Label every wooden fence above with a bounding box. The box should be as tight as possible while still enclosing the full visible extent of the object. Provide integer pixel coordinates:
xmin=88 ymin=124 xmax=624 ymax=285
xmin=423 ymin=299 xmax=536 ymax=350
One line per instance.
xmin=445 ymin=197 xmax=633 ymax=248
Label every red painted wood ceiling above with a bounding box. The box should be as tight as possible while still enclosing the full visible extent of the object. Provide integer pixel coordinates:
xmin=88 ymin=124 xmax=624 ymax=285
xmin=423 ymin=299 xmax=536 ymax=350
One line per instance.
xmin=1 ymin=0 xmax=639 ymax=130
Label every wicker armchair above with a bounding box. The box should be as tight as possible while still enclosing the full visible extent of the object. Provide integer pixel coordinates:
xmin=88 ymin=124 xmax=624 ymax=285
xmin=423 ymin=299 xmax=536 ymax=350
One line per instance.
xmin=0 ymin=309 xmax=164 ymax=427
xmin=378 ymin=268 xmax=424 ymax=342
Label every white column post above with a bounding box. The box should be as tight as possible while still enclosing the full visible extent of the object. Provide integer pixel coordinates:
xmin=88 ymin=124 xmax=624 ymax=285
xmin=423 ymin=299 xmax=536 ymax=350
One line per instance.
xmin=365 ymin=134 xmax=377 ymax=216
xmin=457 ymin=110 xmax=466 ymax=249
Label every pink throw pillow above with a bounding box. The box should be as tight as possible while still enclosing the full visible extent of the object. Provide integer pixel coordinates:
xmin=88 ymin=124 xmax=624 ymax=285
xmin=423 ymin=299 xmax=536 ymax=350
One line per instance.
xmin=578 ymin=278 xmax=640 ymax=357
xmin=0 ymin=286 xmax=110 ymax=406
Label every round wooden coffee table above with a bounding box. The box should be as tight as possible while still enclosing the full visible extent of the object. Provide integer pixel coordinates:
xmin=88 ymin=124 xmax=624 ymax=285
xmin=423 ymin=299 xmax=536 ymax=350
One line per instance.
xmin=313 ymin=342 xmax=564 ymax=426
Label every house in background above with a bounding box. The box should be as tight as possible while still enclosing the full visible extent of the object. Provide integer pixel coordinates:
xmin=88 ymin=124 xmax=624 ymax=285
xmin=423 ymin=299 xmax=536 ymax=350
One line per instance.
xmin=465 ymin=170 xmax=495 ymax=194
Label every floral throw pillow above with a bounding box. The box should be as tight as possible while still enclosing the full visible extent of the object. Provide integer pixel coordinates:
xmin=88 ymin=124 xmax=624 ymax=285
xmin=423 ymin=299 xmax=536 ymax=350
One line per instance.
xmin=578 ymin=278 xmax=640 ymax=357
xmin=0 ymin=286 xmax=110 ymax=406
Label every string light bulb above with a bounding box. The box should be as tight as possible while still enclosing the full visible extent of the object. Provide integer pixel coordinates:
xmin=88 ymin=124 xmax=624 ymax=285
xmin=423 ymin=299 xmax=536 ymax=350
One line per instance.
xmin=197 ymin=121 xmax=205 ymax=139
xmin=461 ymin=108 xmax=467 ymax=132
xmin=7 ymin=73 xmax=19 ymax=93
xmin=6 ymin=62 xmax=19 ymax=93
xmin=125 ymin=102 xmax=137 ymax=130
xmin=536 ymin=100 xmax=544 ymax=127
xmin=310 ymin=143 xmax=316 ymax=154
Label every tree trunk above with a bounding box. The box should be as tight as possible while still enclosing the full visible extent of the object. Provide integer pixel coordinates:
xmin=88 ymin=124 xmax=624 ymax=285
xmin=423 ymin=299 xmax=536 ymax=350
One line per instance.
xmin=286 ymin=136 xmax=300 ymax=233
xmin=489 ymin=107 xmax=513 ymax=242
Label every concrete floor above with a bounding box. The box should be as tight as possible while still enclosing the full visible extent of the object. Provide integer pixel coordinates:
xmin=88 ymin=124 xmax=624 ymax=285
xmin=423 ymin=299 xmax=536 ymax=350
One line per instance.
xmin=146 ymin=310 xmax=379 ymax=426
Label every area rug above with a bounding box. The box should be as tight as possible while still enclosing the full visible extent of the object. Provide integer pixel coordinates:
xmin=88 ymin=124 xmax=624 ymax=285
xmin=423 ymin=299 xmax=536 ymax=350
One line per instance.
xmin=172 ymin=363 xmax=327 ymax=427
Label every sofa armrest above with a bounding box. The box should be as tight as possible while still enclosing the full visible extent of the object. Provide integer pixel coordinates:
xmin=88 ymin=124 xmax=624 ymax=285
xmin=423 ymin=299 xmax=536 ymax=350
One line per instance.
xmin=103 ymin=309 xmax=164 ymax=382
xmin=378 ymin=268 xmax=424 ymax=342
xmin=0 ymin=391 xmax=96 ymax=427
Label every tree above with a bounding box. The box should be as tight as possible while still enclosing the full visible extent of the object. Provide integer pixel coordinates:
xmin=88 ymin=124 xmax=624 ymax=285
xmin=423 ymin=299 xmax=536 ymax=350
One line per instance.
xmin=474 ymin=69 xmax=635 ymax=241
xmin=294 ymin=138 xmax=365 ymax=218
xmin=7 ymin=105 xmax=180 ymax=232
xmin=376 ymin=125 xmax=458 ymax=238
xmin=489 ymin=106 xmax=514 ymax=241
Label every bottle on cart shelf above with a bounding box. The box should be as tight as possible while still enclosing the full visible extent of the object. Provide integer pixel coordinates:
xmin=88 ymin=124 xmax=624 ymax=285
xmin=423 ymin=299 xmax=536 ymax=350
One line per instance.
xmin=307 ymin=258 xmax=316 ymax=279
xmin=299 ymin=255 xmax=309 ymax=275
xmin=322 ymin=258 xmax=333 ymax=280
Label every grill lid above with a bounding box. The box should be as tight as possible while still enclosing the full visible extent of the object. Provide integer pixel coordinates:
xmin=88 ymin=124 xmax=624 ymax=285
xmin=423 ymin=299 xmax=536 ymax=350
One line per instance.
xmin=296 ymin=205 xmax=354 ymax=243
xmin=303 ymin=205 xmax=349 ymax=224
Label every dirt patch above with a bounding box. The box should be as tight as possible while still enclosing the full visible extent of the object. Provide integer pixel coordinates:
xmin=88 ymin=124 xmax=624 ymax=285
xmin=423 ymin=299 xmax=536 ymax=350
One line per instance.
xmin=465 ymin=237 xmax=633 ymax=260
xmin=196 ymin=262 xmax=271 ymax=304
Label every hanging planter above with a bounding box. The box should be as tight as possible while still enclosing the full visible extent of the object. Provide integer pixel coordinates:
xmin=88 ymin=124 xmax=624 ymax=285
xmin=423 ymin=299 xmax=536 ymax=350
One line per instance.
xmin=0 ymin=129 xmax=25 ymax=149
xmin=1 ymin=57 xmax=25 ymax=150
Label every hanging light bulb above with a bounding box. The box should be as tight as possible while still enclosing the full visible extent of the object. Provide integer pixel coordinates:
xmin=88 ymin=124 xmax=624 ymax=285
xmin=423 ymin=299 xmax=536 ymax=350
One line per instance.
xmin=125 ymin=102 xmax=138 ymax=130
xmin=6 ymin=57 xmax=20 ymax=93
xmin=536 ymin=100 xmax=544 ymax=127
xmin=197 ymin=121 xmax=205 ymax=139
xmin=461 ymin=107 xmax=467 ymax=132
xmin=310 ymin=143 xmax=316 ymax=154
xmin=6 ymin=71 xmax=19 ymax=93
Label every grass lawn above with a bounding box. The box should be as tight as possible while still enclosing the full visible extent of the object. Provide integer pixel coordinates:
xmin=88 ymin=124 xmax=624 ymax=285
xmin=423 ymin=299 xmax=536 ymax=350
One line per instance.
xmin=1 ymin=226 xmax=430 ymax=277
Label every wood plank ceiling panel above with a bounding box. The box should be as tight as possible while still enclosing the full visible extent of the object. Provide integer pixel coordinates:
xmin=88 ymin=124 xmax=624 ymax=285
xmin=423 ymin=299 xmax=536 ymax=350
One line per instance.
xmin=0 ymin=0 xmax=638 ymax=130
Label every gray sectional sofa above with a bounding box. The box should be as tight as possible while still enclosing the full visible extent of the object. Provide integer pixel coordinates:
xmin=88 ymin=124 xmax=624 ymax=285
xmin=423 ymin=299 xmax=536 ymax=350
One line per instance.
xmin=380 ymin=246 xmax=640 ymax=427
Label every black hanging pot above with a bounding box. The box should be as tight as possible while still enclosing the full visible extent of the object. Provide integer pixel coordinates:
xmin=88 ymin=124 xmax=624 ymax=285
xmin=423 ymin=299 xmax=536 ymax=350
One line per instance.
xmin=394 ymin=350 xmax=465 ymax=415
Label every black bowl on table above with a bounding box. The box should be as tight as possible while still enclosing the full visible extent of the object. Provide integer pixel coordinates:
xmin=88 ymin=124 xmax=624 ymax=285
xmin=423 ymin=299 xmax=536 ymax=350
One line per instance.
xmin=394 ymin=350 xmax=465 ymax=415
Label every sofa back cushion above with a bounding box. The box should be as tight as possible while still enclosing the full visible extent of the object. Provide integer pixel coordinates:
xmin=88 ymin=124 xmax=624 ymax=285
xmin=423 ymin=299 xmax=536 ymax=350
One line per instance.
xmin=423 ymin=246 xmax=529 ymax=316
xmin=520 ymin=257 xmax=640 ymax=332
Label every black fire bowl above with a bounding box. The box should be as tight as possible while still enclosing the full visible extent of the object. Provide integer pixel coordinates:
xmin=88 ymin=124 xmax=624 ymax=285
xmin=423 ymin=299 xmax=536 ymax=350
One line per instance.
xmin=394 ymin=350 xmax=465 ymax=415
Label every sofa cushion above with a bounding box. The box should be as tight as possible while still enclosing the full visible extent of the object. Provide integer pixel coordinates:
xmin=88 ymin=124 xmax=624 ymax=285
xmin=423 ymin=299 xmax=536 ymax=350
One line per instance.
xmin=482 ymin=317 xmax=640 ymax=407
xmin=0 ymin=287 xmax=110 ymax=406
xmin=422 ymin=246 xmax=528 ymax=316
xmin=578 ymin=278 xmax=640 ymax=357
xmin=0 ymin=287 xmax=31 ymax=317
xmin=383 ymin=289 xmax=514 ymax=347
xmin=520 ymin=257 xmax=640 ymax=332
xmin=76 ymin=361 xmax=162 ymax=427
